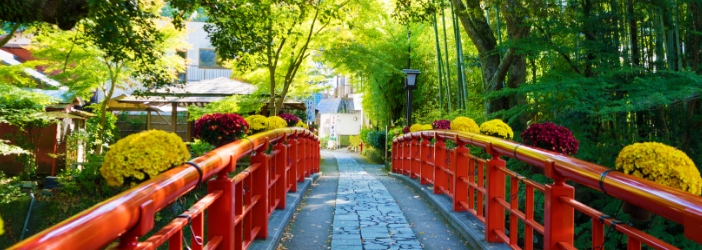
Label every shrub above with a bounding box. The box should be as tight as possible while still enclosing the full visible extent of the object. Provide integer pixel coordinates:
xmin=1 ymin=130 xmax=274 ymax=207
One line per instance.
xmin=245 ymin=115 xmax=269 ymax=134
xmin=367 ymin=130 xmax=387 ymax=150
xmin=188 ymin=139 xmax=215 ymax=158
xmin=360 ymin=128 xmax=372 ymax=145
xmin=278 ymin=113 xmax=300 ymax=127
xmin=450 ymin=117 xmax=479 ymax=133
xmin=194 ymin=113 xmax=249 ymax=146
xmin=362 ymin=147 xmax=385 ymax=164
xmin=267 ymin=116 xmax=287 ymax=130
xmin=432 ymin=119 xmax=451 ymax=129
xmin=521 ymin=122 xmax=579 ymax=155
xmin=480 ymin=119 xmax=514 ymax=140
xmin=349 ymin=135 xmax=361 ymax=147
xmin=100 ymin=130 xmax=190 ymax=187
xmin=615 ymin=142 xmax=702 ymax=195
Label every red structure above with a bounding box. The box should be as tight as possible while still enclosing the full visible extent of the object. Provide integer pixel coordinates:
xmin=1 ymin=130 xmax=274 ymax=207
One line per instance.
xmin=9 ymin=128 xmax=319 ymax=250
xmin=392 ymin=131 xmax=702 ymax=250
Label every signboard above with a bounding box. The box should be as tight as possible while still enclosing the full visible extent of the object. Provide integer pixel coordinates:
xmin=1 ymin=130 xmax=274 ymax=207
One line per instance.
xmin=314 ymin=93 xmax=322 ymax=106
xmin=330 ymin=114 xmax=337 ymax=140
xmin=306 ymin=98 xmax=314 ymax=121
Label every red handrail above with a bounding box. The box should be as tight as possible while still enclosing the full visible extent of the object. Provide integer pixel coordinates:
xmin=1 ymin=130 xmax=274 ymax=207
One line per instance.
xmin=392 ymin=130 xmax=702 ymax=249
xmin=9 ymin=128 xmax=320 ymax=250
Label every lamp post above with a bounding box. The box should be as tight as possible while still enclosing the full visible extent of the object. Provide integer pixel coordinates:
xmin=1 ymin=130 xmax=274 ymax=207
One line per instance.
xmin=403 ymin=69 xmax=420 ymax=126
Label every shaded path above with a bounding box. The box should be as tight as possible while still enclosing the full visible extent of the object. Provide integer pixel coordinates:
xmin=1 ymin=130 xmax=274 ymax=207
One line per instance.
xmin=332 ymin=155 xmax=421 ymax=249
xmin=280 ymin=150 xmax=469 ymax=250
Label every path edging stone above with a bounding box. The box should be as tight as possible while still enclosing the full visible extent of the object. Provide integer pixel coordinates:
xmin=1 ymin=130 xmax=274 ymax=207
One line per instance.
xmin=249 ymin=173 xmax=321 ymax=250
xmin=389 ymin=172 xmax=511 ymax=250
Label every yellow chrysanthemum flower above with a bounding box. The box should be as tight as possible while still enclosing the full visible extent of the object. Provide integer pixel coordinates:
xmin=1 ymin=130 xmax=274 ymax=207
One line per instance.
xmin=451 ymin=117 xmax=479 ymax=133
xmin=409 ymin=124 xmax=424 ymax=132
xmin=245 ymin=115 xmax=269 ymax=133
xmin=0 ymin=215 xmax=4 ymax=235
xmin=421 ymin=124 xmax=433 ymax=130
xmin=615 ymin=142 xmax=702 ymax=195
xmin=296 ymin=120 xmax=309 ymax=129
xmin=267 ymin=116 xmax=288 ymax=130
xmin=100 ymin=130 xmax=190 ymax=187
xmin=480 ymin=119 xmax=514 ymax=139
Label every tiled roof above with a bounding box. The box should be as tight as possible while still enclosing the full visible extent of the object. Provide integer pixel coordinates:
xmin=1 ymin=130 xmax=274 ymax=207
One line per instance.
xmin=152 ymin=77 xmax=256 ymax=95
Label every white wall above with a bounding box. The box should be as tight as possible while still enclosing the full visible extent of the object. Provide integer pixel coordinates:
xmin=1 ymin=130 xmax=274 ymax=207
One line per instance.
xmin=184 ymin=22 xmax=231 ymax=81
xmin=319 ymin=113 xmax=362 ymax=138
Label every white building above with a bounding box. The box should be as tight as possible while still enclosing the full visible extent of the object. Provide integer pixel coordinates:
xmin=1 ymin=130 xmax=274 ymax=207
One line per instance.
xmin=180 ymin=22 xmax=231 ymax=82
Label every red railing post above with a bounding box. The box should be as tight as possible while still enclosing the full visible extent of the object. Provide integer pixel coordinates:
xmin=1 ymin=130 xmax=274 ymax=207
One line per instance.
xmin=544 ymin=160 xmax=575 ymax=249
xmin=207 ymin=157 xmax=236 ymax=250
xmin=420 ymin=133 xmax=431 ymax=185
xmin=452 ymin=136 xmax=468 ymax=211
xmin=304 ymin=134 xmax=311 ymax=177
xmin=274 ymin=133 xmax=288 ymax=209
xmin=401 ymin=137 xmax=409 ymax=175
xmin=410 ymin=134 xmax=419 ymax=179
xmin=289 ymin=131 xmax=298 ymax=192
xmin=251 ymin=139 xmax=270 ymax=239
xmin=485 ymin=143 xmax=506 ymax=242
xmin=315 ymin=137 xmax=320 ymax=173
xmin=433 ymin=133 xmax=446 ymax=194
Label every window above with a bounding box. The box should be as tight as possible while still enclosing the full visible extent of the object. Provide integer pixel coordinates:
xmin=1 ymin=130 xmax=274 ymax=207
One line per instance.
xmin=199 ymin=48 xmax=221 ymax=68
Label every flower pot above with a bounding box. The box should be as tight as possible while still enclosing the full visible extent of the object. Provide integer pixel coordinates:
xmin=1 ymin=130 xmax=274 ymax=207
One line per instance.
xmin=622 ymin=201 xmax=653 ymax=222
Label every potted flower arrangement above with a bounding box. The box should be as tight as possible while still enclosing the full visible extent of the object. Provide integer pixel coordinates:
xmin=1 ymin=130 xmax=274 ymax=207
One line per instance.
xmin=194 ymin=113 xmax=249 ymax=147
xmin=450 ymin=116 xmax=480 ymax=133
xmin=279 ymin=113 xmax=300 ymax=127
xmin=479 ymin=119 xmax=513 ymax=140
xmin=402 ymin=126 xmax=410 ymax=134
xmin=409 ymin=123 xmax=424 ymax=132
xmin=101 ymin=130 xmax=190 ymax=187
xmin=432 ymin=119 xmax=451 ymax=130
xmin=267 ymin=116 xmax=288 ymax=130
xmin=521 ymin=122 xmax=579 ymax=174
xmin=245 ymin=115 xmax=269 ymax=134
xmin=421 ymin=124 xmax=433 ymax=130
xmin=615 ymin=142 xmax=702 ymax=221
xmin=295 ymin=120 xmax=309 ymax=129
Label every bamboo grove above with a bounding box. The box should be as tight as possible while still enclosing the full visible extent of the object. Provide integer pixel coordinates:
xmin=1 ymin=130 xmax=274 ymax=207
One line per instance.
xmin=327 ymin=0 xmax=702 ymax=248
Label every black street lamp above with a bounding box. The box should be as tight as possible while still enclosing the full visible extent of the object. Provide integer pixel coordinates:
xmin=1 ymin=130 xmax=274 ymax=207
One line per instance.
xmin=403 ymin=69 xmax=420 ymax=126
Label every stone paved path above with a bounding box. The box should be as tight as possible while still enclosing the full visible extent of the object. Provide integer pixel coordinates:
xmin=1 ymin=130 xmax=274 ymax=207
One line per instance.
xmin=332 ymin=155 xmax=422 ymax=249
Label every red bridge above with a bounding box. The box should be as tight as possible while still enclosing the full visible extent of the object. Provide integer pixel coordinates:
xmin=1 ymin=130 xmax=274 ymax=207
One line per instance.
xmin=8 ymin=128 xmax=702 ymax=249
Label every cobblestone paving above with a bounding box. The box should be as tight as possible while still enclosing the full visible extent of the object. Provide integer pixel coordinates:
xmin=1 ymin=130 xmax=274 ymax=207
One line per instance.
xmin=332 ymin=155 xmax=422 ymax=249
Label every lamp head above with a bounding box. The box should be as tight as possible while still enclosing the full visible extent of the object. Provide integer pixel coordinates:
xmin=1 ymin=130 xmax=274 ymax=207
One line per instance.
xmin=402 ymin=69 xmax=420 ymax=88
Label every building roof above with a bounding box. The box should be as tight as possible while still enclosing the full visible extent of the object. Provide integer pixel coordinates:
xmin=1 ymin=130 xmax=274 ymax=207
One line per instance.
xmin=29 ymin=89 xmax=83 ymax=105
xmin=0 ymin=49 xmax=63 ymax=89
xmin=149 ymin=77 xmax=256 ymax=96
xmin=316 ymin=98 xmax=355 ymax=114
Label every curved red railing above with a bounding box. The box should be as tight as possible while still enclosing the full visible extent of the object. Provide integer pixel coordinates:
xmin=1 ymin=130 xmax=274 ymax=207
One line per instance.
xmin=392 ymin=130 xmax=702 ymax=250
xmin=10 ymin=128 xmax=320 ymax=250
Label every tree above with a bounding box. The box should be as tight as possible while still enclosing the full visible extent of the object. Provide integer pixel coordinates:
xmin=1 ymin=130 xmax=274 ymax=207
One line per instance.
xmin=202 ymin=0 xmax=356 ymax=115
xmin=28 ymin=15 xmax=185 ymax=152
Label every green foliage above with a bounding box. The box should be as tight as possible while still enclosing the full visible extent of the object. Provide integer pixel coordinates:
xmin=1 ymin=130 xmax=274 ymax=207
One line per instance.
xmin=86 ymin=107 xmax=119 ymax=151
xmin=0 ymin=172 xmax=25 ymax=204
xmin=187 ymin=139 xmax=215 ymax=158
xmin=0 ymin=140 xmax=28 ymax=156
xmin=188 ymin=94 xmax=264 ymax=121
xmin=359 ymin=128 xmax=372 ymax=145
xmin=366 ymin=131 xmax=387 ymax=151
xmin=361 ymin=147 xmax=385 ymax=164
xmin=57 ymin=154 xmax=121 ymax=197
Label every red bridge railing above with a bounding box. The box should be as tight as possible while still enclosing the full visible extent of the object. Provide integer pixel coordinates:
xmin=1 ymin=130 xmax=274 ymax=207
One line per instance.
xmin=392 ymin=131 xmax=702 ymax=250
xmin=10 ymin=128 xmax=319 ymax=250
